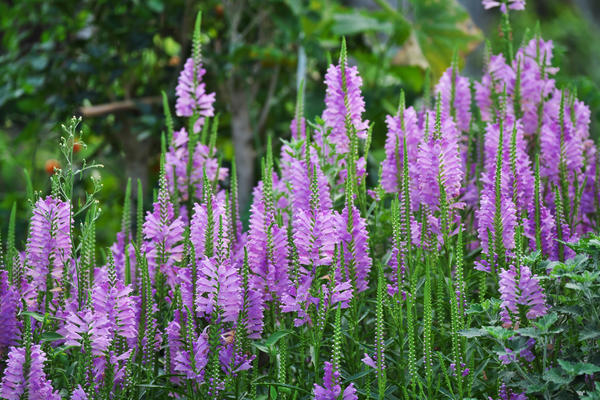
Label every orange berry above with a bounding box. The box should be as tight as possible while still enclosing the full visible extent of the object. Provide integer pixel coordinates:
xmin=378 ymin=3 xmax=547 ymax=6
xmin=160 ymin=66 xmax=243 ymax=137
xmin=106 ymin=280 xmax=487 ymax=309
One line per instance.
xmin=45 ymin=159 xmax=61 ymax=175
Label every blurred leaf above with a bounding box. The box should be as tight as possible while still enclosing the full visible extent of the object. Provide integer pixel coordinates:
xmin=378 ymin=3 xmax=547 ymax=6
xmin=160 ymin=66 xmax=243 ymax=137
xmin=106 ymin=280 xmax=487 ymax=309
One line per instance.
xmin=459 ymin=328 xmax=487 ymax=338
xmin=332 ymin=11 xmax=393 ymax=36
xmin=543 ymin=367 xmax=572 ymax=385
xmin=409 ymin=0 xmax=482 ymax=77
xmin=579 ymin=328 xmax=600 ymax=341
xmin=21 ymin=311 xmax=46 ymax=322
xmin=558 ymin=360 xmax=600 ymax=376
xmin=41 ymin=332 xmax=64 ymax=342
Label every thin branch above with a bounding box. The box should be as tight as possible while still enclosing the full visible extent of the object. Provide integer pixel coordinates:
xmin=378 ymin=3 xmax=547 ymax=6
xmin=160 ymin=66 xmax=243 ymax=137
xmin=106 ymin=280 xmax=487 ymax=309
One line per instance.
xmin=79 ymin=96 xmax=161 ymax=117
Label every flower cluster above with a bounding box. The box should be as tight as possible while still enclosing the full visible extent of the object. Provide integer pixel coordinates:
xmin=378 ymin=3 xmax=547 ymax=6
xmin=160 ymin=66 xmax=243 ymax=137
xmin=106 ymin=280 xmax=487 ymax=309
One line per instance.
xmin=0 ymin=3 xmax=598 ymax=399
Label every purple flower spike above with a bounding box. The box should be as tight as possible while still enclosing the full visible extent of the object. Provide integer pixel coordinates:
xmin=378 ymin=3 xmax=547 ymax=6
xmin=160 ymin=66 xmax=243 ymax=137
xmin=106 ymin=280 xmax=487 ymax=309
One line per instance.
xmin=322 ymin=62 xmax=368 ymax=153
xmin=0 ymin=346 xmax=25 ymax=399
xmin=416 ymin=115 xmax=463 ymax=208
xmin=25 ymin=196 xmax=72 ymax=308
xmin=518 ymin=265 xmax=547 ymax=319
xmin=380 ymin=106 xmax=422 ymax=196
xmin=0 ymin=271 xmax=21 ymax=350
xmin=337 ymin=205 xmax=371 ymax=293
xmin=173 ymin=331 xmax=209 ymax=383
xmin=313 ymin=361 xmax=358 ymax=400
xmin=143 ymin=178 xmax=185 ymax=288
xmin=0 ymin=345 xmax=60 ymax=400
xmin=476 ymin=188 xmax=517 ymax=255
xmin=196 ymin=256 xmax=242 ymax=323
xmin=499 ymin=265 xmax=547 ymax=327
xmin=294 ymin=209 xmax=338 ymax=267
xmin=175 ymin=58 xmax=216 ymax=133
xmin=70 ymin=385 xmax=88 ymax=400
xmin=435 ymin=67 xmax=472 ymax=131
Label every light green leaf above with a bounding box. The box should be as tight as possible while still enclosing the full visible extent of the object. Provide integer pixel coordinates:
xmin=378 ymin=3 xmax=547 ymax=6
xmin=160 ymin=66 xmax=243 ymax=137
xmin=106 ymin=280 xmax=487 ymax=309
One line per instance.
xmin=459 ymin=328 xmax=487 ymax=338
xmin=332 ymin=12 xmax=393 ymax=36
xmin=409 ymin=0 xmax=482 ymax=77
xmin=543 ymin=368 xmax=572 ymax=385
xmin=264 ymin=329 xmax=293 ymax=348
xmin=558 ymin=360 xmax=600 ymax=376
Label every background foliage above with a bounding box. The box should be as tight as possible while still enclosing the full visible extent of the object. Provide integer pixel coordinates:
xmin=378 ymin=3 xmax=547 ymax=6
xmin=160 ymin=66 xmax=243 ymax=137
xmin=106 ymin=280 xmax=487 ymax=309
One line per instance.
xmin=1 ymin=0 xmax=599 ymax=246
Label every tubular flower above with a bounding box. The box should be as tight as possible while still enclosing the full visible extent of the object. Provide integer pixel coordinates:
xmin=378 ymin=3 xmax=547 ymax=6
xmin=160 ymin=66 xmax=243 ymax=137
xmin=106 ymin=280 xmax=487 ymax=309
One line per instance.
xmin=0 ymin=345 xmax=61 ymax=400
xmin=540 ymin=90 xmax=588 ymax=186
xmin=491 ymin=383 xmax=528 ymax=400
xmin=280 ymin=147 xmax=332 ymax=214
xmin=482 ymin=0 xmax=525 ymax=13
xmin=165 ymin=316 xmax=183 ymax=383
xmin=218 ymin=341 xmax=254 ymax=376
xmin=70 ymin=386 xmax=88 ymax=400
xmin=475 ymin=54 xmax=515 ymax=122
xmin=247 ymin=181 xmax=290 ymax=298
xmin=322 ymin=62 xmax=368 ymax=153
xmin=60 ymin=309 xmax=112 ymax=357
xmin=337 ymin=205 xmax=371 ymax=293
xmin=242 ymin=274 xmax=266 ymax=339
xmin=476 ymin=188 xmax=517 ymax=255
xmin=435 ymin=67 xmax=472 ymax=131
xmin=281 ymin=275 xmax=315 ymax=327
xmin=0 ymin=346 xmax=25 ymax=399
xmin=165 ymin=128 xmax=229 ymax=204
xmin=481 ymin=119 xmax=534 ymax=211
xmin=0 ymin=271 xmax=21 ymax=350
xmin=313 ymin=361 xmax=358 ymax=400
xmin=175 ymin=57 xmax=216 ymax=133
xmin=25 ymin=196 xmax=72 ymax=301
xmin=515 ymin=38 xmax=558 ymax=134
xmin=380 ymin=106 xmax=422 ymax=197
xmin=91 ymin=279 xmax=138 ymax=347
xmin=190 ymin=194 xmax=229 ymax=259
xmin=290 ymin=117 xmax=306 ymax=139
xmin=525 ymin=204 xmax=557 ymax=260
xmin=173 ymin=331 xmax=209 ymax=384
xmin=293 ymin=209 xmax=338 ymax=267
xmin=416 ymin=116 xmax=463 ymax=208
xmin=499 ymin=265 xmax=547 ymax=327
xmin=195 ymin=256 xmax=242 ymax=323
xmin=518 ymin=265 xmax=547 ymax=319
xmin=143 ymin=176 xmax=185 ymax=288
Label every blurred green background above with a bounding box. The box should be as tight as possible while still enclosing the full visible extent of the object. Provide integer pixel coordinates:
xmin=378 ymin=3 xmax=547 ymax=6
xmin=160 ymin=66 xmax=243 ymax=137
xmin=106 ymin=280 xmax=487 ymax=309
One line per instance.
xmin=1 ymin=0 xmax=599 ymax=247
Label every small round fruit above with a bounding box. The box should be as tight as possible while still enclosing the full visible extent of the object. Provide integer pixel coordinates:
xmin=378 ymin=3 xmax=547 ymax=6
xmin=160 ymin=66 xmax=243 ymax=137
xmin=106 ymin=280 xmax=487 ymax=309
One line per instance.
xmin=45 ymin=159 xmax=61 ymax=175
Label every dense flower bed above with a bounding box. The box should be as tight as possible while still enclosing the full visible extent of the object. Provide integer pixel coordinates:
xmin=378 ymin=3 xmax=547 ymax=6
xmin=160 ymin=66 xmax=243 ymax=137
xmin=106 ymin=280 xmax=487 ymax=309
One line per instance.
xmin=1 ymin=2 xmax=600 ymax=399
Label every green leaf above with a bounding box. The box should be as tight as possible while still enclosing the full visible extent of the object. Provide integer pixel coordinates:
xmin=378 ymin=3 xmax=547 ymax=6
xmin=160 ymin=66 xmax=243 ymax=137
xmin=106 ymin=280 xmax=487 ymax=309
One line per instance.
xmin=459 ymin=328 xmax=487 ymax=338
xmin=264 ymin=329 xmax=293 ymax=348
xmin=41 ymin=332 xmax=64 ymax=342
xmin=516 ymin=327 xmax=540 ymax=338
xmin=558 ymin=360 xmax=600 ymax=376
xmin=21 ymin=311 xmax=47 ymax=322
xmin=251 ymin=343 xmax=269 ymax=354
xmin=543 ymin=368 xmax=572 ymax=385
xmin=579 ymin=328 xmax=600 ymax=341
xmin=465 ymin=303 xmax=485 ymax=314
xmin=332 ymin=12 xmax=393 ymax=36
xmin=533 ymin=312 xmax=558 ymax=332
xmin=409 ymin=0 xmax=482 ymax=77
xmin=147 ymin=0 xmax=164 ymax=13
xmin=484 ymin=326 xmax=515 ymax=340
